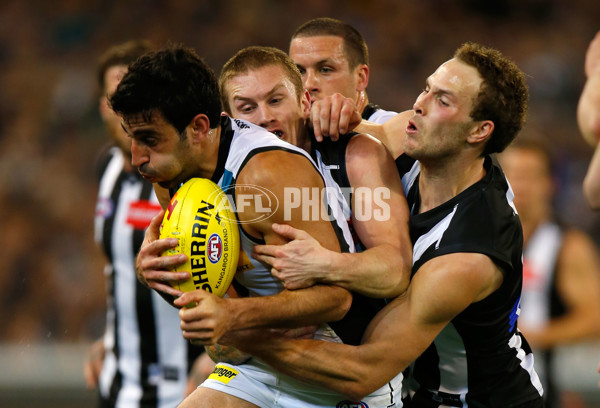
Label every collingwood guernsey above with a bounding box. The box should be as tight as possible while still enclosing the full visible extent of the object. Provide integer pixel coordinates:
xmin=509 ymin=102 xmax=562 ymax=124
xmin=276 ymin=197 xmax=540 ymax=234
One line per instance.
xmin=396 ymin=154 xmax=544 ymax=407
xmin=95 ymin=147 xmax=202 ymax=408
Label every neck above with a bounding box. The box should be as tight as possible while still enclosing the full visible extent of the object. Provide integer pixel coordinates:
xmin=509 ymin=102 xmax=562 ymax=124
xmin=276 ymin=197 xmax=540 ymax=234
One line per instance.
xmin=297 ymin=120 xmax=312 ymax=154
xmin=356 ymin=90 xmax=369 ymax=115
xmin=417 ymin=155 xmax=486 ymax=213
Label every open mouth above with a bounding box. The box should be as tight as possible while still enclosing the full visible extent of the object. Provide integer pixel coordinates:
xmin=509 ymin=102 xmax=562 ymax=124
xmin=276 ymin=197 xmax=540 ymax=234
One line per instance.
xmin=406 ymin=120 xmax=417 ymax=133
xmin=272 ymin=130 xmax=283 ymax=138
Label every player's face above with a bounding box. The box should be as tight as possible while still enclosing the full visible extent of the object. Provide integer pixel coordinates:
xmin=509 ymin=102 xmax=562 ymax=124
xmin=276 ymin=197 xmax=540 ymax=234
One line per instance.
xmin=123 ymin=111 xmax=194 ymax=190
xmin=289 ymin=35 xmax=365 ymax=105
xmin=498 ymin=147 xmax=553 ymax=218
xmin=101 ymin=65 xmax=131 ymax=155
xmin=226 ymin=64 xmax=311 ymax=148
xmin=403 ymin=58 xmax=483 ymax=161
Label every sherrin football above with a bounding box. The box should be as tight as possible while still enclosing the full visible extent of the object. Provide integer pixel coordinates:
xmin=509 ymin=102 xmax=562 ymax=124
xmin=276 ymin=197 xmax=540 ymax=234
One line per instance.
xmin=159 ymin=178 xmax=239 ymax=297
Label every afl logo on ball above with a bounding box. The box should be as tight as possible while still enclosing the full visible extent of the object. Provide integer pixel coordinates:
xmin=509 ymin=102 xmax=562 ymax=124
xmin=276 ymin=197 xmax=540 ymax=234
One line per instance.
xmin=207 ymin=233 xmax=222 ymax=264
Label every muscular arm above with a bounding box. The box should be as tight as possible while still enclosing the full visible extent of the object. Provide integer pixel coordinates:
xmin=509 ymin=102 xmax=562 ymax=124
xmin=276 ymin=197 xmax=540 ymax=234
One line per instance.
xmin=355 ymin=110 xmax=412 ymax=159
xmin=583 ymin=146 xmax=600 ymax=210
xmin=579 ymin=31 xmax=600 ymax=209
xmin=175 ymin=150 xmax=352 ymax=343
xmin=227 ymin=252 xmax=503 ymax=400
xmin=253 ymin=135 xmax=411 ymax=297
xmin=524 ymin=230 xmax=600 ymax=349
xmin=331 ymin=134 xmax=411 ymax=296
xmin=292 ymin=134 xmax=411 ymax=297
xmin=578 ymin=30 xmax=600 ymax=148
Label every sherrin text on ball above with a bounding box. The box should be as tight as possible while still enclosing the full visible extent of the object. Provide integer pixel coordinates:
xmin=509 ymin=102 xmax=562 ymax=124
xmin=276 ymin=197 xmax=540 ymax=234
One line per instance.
xmin=159 ymin=178 xmax=239 ymax=297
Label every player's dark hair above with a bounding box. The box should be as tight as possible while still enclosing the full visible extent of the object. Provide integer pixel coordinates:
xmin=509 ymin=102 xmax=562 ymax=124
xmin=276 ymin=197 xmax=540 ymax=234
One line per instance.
xmin=97 ymin=40 xmax=153 ymax=93
xmin=455 ymin=42 xmax=529 ymax=156
xmin=291 ymin=17 xmax=369 ymax=69
xmin=110 ymin=44 xmax=222 ymax=134
xmin=219 ymin=46 xmax=304 ymax=115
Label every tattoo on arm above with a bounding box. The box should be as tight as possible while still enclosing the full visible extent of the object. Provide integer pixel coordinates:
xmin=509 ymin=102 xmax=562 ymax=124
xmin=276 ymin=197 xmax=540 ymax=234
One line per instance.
xmin=205 ymin=344 xmax=252 ymax=365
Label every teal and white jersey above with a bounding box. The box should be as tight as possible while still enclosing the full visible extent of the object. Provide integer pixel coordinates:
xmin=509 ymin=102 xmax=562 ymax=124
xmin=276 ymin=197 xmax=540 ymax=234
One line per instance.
xmin=211 ymin=116 xmax=353 ymax=299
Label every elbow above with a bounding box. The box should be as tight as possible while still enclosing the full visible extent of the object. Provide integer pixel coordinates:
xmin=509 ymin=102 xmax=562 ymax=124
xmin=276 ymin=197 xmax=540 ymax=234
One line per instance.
xmin=344 ymin=384 xmax=372 ymax=403
xmin=339 ymin=375 xmax=389 ymax=402
xmin=335 ymin=373 xmax=376 ymax=402
xmin=397 ymin=255 xmax=413 ymax=294
xmin=331 ymin=287 xmax=353 ymax=321
xmin=386 ymin=249 xmax=413 ymax=298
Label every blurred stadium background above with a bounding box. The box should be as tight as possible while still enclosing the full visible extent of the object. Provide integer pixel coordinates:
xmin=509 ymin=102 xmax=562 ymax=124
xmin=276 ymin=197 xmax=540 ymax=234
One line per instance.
xmin=0 ymin=0 xmax=599 ymax=406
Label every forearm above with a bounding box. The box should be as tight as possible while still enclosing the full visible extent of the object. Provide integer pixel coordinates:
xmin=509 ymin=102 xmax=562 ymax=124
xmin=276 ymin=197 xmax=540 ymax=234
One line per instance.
xmin=240 ymin=335 xmax=390 ymax=401
xmin=322 ymin=245 xmax=410 ymax=298
xmin=578 ymin=71 xmax=600 ymax=145
xmin=205 ymin=343 xmax=251 ymax=365
xmin=355 ymin=120 xmax=388 ymax=147
xmin=229 ymin=285 xmax=352 ymax=330
xmin=527 ymin=311 xmax=600 ymax=349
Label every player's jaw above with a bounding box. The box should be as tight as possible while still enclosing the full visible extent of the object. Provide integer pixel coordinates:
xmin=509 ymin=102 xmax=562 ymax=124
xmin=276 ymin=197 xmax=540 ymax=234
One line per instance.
xmin=266 ymin=126 xmax=285 ymax=139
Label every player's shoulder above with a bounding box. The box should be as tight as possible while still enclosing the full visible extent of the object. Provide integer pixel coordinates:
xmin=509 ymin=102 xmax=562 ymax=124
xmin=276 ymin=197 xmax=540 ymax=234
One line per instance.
xmin=346 ymin=132 xmax=387 ymax=156
xmin=238 ymin=148 xmax=319 ymax=188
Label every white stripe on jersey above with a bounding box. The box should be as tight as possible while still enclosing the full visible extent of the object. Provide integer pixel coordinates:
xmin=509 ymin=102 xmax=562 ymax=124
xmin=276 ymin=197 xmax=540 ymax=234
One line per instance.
xmin=520 ymin=223 xmax=562 ymax=328
xmin=366 ymin=108 xmax=397 ymax=124
xmin=434 ymin=323 xmax=468 ymax=398
xmin=413 ymin=204 xmax=458 ymax=264
xmin=152 ymin=289 xmax=188 ymax=406
xmin=315 ymin=149 xmax=355 ymax=253
xmin=113 ymin=179 xmax=144 ymax=407
xmin=95 ymin=150 xmax=123 ymax=244
xmin=509 ymin=332 xmax=544 ymax=397
xmin=503 ymin=176 xmax=519 ymax=215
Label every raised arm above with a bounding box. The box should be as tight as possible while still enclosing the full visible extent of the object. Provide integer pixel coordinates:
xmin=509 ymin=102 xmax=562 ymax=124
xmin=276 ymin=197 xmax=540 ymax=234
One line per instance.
xmin=226 ymin=252 xmax=503 ymax=400
xmin=579 ymin=31 xmax=600 ymax=209
xmin=175 ymin=150 xmax=352 ymax=344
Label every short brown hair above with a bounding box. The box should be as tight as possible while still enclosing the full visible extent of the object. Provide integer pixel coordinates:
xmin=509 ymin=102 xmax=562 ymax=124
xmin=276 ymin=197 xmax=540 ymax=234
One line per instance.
xmin=291 ymin=17 xmax=369 ymax=70
xmin=455 ymin=42 xmax=529 ymax=156
xmin=219 ymin=46 xmax=304 ymax=115
xmin=97 ymin=40 xmax=153 ymax=93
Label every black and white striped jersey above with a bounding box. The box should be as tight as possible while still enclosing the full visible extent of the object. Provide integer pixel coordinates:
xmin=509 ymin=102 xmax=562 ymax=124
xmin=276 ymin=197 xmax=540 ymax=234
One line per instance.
xmin=396 ymin=154 xmax=544 ymax=407
xmin=95 ymin=147 xmax=202 ymax=408
xmin=520 ymin=222 xmax=566 ymax=408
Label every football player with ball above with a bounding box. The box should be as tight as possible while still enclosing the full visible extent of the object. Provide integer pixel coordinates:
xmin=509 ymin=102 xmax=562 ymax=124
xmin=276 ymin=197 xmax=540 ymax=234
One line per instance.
xmin=110 ymin=45 xmax=403 ymax=408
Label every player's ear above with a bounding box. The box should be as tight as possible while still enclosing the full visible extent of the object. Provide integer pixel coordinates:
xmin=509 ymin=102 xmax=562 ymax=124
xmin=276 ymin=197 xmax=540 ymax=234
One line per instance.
xmin=356 ymin=64 xmax=369 ymax=92
xmin=301 ymin=90 xmax=311 ymax=118
xmin=468 ymin=120 xmax=494 ymax=144
xmin=189 ymin=114 xmax=212 ymax=141
xmin=99 ymin=95 xmax=111 ymax=121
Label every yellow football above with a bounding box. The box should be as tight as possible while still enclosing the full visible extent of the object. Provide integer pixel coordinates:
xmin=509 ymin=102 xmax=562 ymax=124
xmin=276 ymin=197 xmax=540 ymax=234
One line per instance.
xmin=159 ymin=178 xmax=239 ymax=297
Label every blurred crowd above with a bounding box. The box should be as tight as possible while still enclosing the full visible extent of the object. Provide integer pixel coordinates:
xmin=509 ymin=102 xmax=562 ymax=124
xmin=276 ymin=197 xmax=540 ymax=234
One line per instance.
xmin=0 ymin=0 xmax=599 ymax=343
